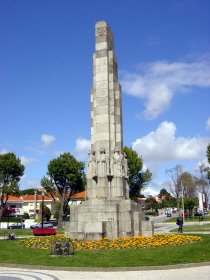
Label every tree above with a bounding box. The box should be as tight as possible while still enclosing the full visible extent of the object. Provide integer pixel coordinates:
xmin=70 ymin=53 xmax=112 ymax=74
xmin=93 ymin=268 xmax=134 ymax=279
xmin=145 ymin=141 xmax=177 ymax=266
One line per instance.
xmin=179 ymin=198 xmax=198 ymax=217
xmin=40 ymin=176 xmax=57 ymax=202
xmin=144 ymin=196 xmax=159 ymax=212
xmin=207 ymin=144 xmax=210 ymax=180
xmin=180 ymin=172 xmax=196 ymax=199
xmin=124 ymin=146 xmax=152 ymax=198
xmin=41 ymin=152 xmax=84 ymax=228
xmin=159 ymin=188 xmax=169 ymax=197
xmin=166 ymin=164 xmax=184 ymax=202
xmin=0 ymin=153 xmax=24 ymax=218
xmin=40 ymin=203 xmax=51 ymax=221
xmin=207 ymin=144 xmax=210 ymax=164
xmin=19 ymin=189 xmax=39 ymax=195
xmin=53 ymin=201 xmax=70 ymax=221
xmin=194 ymin=163 xmax=210 ymax=208
xmin=158 ymin=188 xmax=177 ymax=208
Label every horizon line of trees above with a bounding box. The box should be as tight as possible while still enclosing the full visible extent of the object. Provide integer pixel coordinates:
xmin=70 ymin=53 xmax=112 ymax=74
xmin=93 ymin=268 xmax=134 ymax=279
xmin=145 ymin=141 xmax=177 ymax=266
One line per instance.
xmin=1 ymin=143 xmax=209 ymax=224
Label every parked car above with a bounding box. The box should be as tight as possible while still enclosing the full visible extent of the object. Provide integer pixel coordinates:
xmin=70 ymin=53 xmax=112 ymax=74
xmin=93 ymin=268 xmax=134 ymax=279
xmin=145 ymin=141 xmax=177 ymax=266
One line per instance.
xmin=166 ymin=212 xmax=172 ymax=217
xmin=30 ymin=222 xmax=53 ymax=229
xmin=194 ymin=212 xmax=202 ymax=217
xmin=204 ymin=209 xmax=208 ymax=215
xmin=7 ymin=223 xmax=25 ymax=229
xmin=180 ymin=213 xmax=189 ymax=217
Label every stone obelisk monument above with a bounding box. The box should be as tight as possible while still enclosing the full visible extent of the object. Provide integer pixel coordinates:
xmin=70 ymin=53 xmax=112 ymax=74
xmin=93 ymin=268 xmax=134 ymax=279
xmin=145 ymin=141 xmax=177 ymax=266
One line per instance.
xmin=66 ymin=21 xmax=143 ymax=240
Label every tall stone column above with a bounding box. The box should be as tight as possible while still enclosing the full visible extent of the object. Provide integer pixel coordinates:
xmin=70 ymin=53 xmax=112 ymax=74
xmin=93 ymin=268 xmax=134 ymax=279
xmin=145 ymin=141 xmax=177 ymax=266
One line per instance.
xmin=91 ymin=21 xmax=123 ymax=155
xmin=87 ymin=21 xmax=127 ymax=199
xmin=67 ymin=21 xmax=144 ymax=240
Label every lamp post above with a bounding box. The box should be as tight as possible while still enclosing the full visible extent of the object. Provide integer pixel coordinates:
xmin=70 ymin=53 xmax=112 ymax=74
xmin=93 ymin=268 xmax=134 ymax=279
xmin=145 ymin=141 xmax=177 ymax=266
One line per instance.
xmin=41 ymin=191 xmax=44 ymax=228
xmin=34 ymin=190 xmax=37 ymax=219
xmin=181 ymin=181 xmax=185 ymax=223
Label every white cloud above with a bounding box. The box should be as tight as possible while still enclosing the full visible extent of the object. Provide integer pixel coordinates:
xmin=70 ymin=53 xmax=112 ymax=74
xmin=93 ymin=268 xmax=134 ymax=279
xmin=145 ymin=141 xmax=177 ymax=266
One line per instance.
xmin=0 ymin=149 xmax=8 ymax=154
xmin=74 ymin=137 xmax=91 ymax=161
xmin=41 ymin=134 xmax=55 ymax=147
xmin=142 ymin=186 xmax=158 ymax=197
xmin=20 ymin=175 xmax=40 ymax=189
xmin=25 ymin=180 xmax=39 ymax=189
xmin=132 ymin=121 xmax=209 ymax=162
xmin=121 ymin=57 xmax=210 ymax=119
xmin=20 ymin=156 xmax=38 ymax=166
xmin=206 ymin=117 xmax=210 ymax=130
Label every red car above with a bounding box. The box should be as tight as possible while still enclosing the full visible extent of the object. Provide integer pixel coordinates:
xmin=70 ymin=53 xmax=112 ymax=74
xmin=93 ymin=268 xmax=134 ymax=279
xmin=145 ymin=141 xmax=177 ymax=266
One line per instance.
xmin=180 ymin=213 xmax=189 ymax=217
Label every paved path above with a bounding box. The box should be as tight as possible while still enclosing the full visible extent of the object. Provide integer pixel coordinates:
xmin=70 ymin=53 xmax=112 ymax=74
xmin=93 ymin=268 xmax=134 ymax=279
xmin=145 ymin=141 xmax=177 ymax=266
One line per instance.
xmin=0 ymin=264 xmax=210 ymax=280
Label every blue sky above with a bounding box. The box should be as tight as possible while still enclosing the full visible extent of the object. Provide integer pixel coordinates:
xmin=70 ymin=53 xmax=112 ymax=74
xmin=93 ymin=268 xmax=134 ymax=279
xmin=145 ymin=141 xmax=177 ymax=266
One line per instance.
xmin=0 ymin=0 xmax=210 ymax=195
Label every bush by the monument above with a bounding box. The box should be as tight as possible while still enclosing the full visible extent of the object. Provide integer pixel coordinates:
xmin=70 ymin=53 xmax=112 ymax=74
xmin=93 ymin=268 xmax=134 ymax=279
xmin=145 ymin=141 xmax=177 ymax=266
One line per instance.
xmin=0 ymin=216 xmax=21 ymax=223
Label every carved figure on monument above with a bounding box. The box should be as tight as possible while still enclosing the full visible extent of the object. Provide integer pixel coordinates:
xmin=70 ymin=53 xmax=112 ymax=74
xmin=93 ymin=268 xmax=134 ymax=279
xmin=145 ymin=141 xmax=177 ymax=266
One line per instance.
xmin=97 ymin=148 xmax=109 ymax=177
xmin=111 ymin=147 xmax=123 ymax=177
xmin=123 ymin=154 xmax=128 ymax=179
xmin=86 ymin=150 xmax=97 ymax=179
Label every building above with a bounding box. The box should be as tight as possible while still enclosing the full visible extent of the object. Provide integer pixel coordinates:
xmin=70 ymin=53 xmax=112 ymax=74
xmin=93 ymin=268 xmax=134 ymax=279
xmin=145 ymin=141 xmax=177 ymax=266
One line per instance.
xmin=5 ymin=195 xmax=24 ymax=216
xmin=2 ymin=191 xmax=86 ymax=218
xmin=21 ymin=194 xmax=55 ymax=218
xmin=69 ymin=191 xmax=86 ymax=206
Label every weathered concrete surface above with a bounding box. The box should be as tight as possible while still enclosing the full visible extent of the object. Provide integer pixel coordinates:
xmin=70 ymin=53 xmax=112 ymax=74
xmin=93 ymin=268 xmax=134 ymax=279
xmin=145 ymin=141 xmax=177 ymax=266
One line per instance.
xmin=67 ymin=21 xmax=149 ymax=240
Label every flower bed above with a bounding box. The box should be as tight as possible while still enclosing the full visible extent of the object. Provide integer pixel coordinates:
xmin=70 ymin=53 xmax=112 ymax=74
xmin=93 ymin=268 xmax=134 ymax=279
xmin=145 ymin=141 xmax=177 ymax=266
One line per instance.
xmin=18 ymin=234 xmax=201 ymax=251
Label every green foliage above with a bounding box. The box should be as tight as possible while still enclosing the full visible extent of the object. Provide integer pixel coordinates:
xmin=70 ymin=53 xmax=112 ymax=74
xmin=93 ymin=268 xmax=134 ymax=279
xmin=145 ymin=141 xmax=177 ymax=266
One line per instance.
xmin=178 ymin=197 xmax=198 ymax=217
xmin=19 ymin=189 xmax=39 ymax=195
xmin=180 ymin=172 xmax=196 ymax=199
xmin=159 ymin=188 xmax=169 ymax=197
xmin=158 ymin=188 xmax=177 ymax=208
xmin=207 ymin=144 xmax=210 ymax=164
xmin=145 ymin=196 xmax=159 ymax=211
xmin=53 ymin=201 xmax=70 ymax=221
xmin=124 ymin=146 xmax=152 ymax=198
xmin=23 ymin=212 xmax=30 ymax=220
xmin=0 ymin=216 xmax=21 ymax=223
xmin=40 ymin=177 xmax=57 ymax=201
xmin=40 ymin=203 xmax=51 ymax=221
xmin=41 ymin=152 xmax=85 ymax=227
xmin=0 ymin=153 xmax=25 ymax=218
xmin=207 ymin=144 xmax=210 ymax=179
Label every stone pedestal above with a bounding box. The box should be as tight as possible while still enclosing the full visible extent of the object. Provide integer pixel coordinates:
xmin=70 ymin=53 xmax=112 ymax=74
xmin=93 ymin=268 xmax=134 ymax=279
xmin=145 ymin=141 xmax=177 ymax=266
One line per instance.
xmin=141 ymin=220 xmax=154 ymax=237
xmin=66 ymin=198 xmax=143 ymax=240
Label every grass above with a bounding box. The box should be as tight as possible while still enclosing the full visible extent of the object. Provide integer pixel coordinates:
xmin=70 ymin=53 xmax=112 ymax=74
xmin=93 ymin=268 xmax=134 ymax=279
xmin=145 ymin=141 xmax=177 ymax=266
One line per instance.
xmin=0 ymin=234 xmax=210 ymax=267
xmin=0 ymin=228 xmax=64 ymax=237
xmin=170 ymin=224 xmax=210 ymax=233
xmin=165 ymin=216 xmax=210 ymax=223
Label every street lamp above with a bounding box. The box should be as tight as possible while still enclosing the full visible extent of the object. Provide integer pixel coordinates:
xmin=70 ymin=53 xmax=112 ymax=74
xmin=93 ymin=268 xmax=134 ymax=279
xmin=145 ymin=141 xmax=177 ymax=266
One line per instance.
xmin=41 ymin=191 xmax=44 ymax=228
xmin=34 ymin=190 xmax=37 ymax=219
xmin=181 ymin=181 xmax=185 ymax=223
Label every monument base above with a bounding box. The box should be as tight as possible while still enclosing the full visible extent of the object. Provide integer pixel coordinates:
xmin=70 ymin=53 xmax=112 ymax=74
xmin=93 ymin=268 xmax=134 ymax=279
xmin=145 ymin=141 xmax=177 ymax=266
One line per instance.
xmin=65 ymin=198 xmax=144 ymax=240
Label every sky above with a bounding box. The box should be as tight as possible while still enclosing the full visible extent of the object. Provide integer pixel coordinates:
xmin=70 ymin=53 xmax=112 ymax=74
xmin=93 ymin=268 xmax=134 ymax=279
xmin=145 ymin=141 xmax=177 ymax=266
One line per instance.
xmin=0 ymin=0 xmax=210 ymax=196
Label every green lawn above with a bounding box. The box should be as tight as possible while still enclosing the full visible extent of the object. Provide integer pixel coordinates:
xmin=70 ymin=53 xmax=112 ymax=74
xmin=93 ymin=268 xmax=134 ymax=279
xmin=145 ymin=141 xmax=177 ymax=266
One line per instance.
xmin=0 ymin=228 xmax=64 ymax=237
xmin=0 ymin=235 xmax=210 ymax=267
xmin=170 ymin=224 xmax=210 ymax=233
xmin=165 ymin=216 xmax=210 ymax=223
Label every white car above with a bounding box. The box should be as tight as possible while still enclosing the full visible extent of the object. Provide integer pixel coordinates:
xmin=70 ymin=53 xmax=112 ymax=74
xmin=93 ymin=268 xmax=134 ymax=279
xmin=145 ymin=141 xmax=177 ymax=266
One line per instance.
xmin=30 ymin=222 xmax=53 ymax=229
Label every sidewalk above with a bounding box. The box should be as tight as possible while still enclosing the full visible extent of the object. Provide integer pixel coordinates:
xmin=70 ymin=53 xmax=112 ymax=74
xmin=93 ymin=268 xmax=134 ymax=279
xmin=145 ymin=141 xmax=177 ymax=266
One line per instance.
xmin=0 ymin=263 xmax=210 ymax=280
